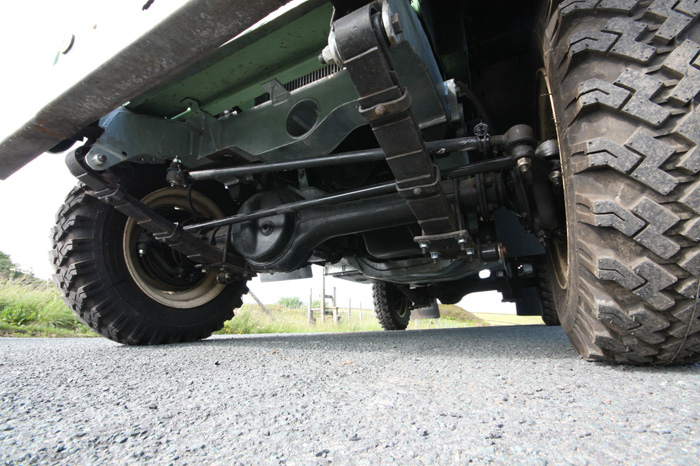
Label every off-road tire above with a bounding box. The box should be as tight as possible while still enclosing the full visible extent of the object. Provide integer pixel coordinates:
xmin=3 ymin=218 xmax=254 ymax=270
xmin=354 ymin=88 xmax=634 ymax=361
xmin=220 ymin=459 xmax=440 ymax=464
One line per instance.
xmin=535 ymin=257 xmax=560 ymax=326
xmin=542 ymin=1 xmax=700 ymax=363
xmin=514 ymin=257 xmax=560 ymax=325
xmin=51 ymin=169 xmax=247 ymax=345
xmin=373 ymin=282 xmax=411 ymax=330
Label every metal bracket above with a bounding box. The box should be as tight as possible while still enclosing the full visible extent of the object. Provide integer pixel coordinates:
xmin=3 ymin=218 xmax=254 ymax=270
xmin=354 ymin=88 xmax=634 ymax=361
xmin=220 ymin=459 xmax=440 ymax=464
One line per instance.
xmin=415 ymin=230 xmax=471 ymax=261
xmin=261 ymin=79 xmax=291 ymax=106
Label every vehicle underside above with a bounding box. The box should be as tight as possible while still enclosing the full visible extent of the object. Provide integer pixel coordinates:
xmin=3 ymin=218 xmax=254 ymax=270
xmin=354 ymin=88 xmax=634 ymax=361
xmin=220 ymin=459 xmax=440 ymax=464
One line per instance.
xmin=1 ymin=0 xmax=699 ymax=365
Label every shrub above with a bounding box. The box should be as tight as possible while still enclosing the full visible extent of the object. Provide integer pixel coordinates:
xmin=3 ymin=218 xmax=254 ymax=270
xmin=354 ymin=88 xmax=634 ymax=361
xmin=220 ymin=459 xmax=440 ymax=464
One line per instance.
xmin=277 ymin=296 xmax=303 ymax=309
xmin=1 ymin=305 xmax=39 ymax=325
xmin=0 ymin=277 xmax=84 ymax=330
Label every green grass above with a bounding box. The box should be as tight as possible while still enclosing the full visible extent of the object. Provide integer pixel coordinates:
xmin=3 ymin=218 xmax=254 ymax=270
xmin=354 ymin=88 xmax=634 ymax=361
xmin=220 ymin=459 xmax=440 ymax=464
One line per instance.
xmin=472 ymin=312 xmax=545 ymax=326
xmin=0 ymin=276 xmax=495 ymax=338
xmin=0 ymin=277 xmax=94 ymax=338
xmin=216 ymin=303 xmax=488 ymax=335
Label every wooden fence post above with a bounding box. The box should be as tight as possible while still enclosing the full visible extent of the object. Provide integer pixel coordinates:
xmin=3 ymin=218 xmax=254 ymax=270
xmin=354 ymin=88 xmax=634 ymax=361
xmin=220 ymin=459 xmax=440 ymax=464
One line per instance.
xmin=332 ymin=286 xmax=339 ymax=324
xmin=307 ymin=288 xmax=314 ymax=324
xmin=321 ymin=273 xmax=325 ymax=323
xmin=248 ymin=289 xmax=274 ymax=320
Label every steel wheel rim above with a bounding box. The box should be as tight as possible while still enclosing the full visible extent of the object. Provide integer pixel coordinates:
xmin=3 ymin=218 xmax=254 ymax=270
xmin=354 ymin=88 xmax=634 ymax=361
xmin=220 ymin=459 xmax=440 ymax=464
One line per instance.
xmin=123 ymin=187 xmax=226 ymax=309
xmin=536 ymin=69 xmax=570 ymax=292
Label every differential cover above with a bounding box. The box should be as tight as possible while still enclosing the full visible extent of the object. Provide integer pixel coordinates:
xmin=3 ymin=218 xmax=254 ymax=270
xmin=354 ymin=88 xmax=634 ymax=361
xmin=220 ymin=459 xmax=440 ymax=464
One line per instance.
xmin=231 ymin=190 xmax=299 ymax=264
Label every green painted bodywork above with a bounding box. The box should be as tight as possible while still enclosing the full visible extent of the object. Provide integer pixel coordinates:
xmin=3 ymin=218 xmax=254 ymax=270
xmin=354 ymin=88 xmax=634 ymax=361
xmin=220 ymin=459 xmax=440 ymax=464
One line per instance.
xmin=126 ymin=0 xmax=333 ymax=120
xmin=83 ymin=0 xmax=451 ymax=173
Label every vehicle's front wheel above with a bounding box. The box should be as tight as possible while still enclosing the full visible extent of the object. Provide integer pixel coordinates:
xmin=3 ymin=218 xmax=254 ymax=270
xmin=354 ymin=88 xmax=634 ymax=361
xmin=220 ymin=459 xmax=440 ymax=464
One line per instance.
xmin=541 ymin=2 xmax=700 ymax=363
xmin=51 ymin=169 xmax=247 ymax=345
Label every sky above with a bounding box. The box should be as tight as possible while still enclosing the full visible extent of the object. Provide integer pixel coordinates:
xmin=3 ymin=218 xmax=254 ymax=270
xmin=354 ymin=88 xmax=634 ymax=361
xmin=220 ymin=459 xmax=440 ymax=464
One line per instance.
xmin=0 ymin=0 xmax=515 ymax=314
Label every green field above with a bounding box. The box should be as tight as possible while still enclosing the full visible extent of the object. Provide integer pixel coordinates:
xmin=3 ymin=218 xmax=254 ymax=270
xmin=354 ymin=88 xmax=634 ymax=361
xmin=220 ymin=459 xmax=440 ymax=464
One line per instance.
xmin=471 ymin=313 xmax=545 ymax=326
xmin=0 ymin=277 xmax=493 ymax=338
xmin=219 ymin=302 xmax=488 ymax=335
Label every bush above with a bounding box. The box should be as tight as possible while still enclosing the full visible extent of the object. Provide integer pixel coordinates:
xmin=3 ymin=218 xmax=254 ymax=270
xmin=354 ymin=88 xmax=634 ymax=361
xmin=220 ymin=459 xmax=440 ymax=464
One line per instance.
xmin=0 ymin=277 xmax=85 ymax=331
xmin=0 ymin=305 xmax=39 ymax=325
xmin=278 ymin=296 xmax=303 ymax=309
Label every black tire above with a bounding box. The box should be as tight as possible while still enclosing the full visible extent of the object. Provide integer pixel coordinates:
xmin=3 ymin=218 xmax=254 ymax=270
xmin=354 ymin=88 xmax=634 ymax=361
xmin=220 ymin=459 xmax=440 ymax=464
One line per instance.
xmin=373 ymin=282 xmax=411 ymax=330
xmin=535 ymin=257 xmax=560 ymax=326
xmin=541 ymin=2 xmax=700 ymax=363
xmin=514 ymin=258 xmax=560 ymax=325
xmin=51 ymin=169 xmax=247 ymax=345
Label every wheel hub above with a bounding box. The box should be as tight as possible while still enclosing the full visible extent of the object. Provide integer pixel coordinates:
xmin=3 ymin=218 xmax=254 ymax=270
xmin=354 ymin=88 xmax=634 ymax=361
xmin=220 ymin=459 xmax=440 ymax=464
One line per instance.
xmin=123 ymin=187 xmax=227 ymax=309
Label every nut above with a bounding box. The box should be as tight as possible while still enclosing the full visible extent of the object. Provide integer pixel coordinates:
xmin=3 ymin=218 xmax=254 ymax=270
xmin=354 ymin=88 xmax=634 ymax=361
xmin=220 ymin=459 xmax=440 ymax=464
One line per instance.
xmin=548 ymin=170 xmax=563 ymax=186
xmin=516 ymin=157 xmax=532 ymax=174
xmin=391 ymin=13 xmax=402 ymax=34
xmin=91 ymin=153 xmax=107 ymax=166
xmin=418 ymin=242 xmax=429 ymax=255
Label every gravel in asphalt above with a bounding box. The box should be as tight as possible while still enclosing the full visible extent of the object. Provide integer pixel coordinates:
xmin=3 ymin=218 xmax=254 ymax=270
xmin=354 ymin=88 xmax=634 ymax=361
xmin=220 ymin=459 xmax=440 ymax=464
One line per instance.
xmin=1 ymin=326 xmax=698 ymax=465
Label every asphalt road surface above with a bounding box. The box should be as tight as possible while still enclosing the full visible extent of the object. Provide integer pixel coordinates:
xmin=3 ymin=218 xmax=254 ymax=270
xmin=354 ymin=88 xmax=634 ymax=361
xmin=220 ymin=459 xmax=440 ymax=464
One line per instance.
xmin=1 ymin=326 xmax=698 ymax=465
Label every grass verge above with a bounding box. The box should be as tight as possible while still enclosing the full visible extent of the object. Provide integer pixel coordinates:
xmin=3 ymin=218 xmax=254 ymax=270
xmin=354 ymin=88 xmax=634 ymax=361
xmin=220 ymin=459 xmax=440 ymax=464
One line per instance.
xmin=216 ymin=303 xmax=487 ymax=335
xmin=0 ymin=277 xmax=495 ymax=338
xmin=0 ymin=278 xmax=94 ymax=338
xmin=472 ymin=313 xmax=545 ymax=326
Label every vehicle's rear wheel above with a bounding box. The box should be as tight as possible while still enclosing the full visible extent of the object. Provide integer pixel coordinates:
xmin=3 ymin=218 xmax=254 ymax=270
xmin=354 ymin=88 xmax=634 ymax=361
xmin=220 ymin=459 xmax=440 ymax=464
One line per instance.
xmin=51 ymin=168 xmax=247 ymax=344
xmin=541 ymin=2 xmax=700 ymax=363
xmin=373 ymin=282 xmax=411 ymax=330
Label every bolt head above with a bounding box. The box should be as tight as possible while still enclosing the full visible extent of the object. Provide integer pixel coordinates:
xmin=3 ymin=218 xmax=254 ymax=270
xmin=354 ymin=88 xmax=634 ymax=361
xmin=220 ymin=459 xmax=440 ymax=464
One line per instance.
xmin=374 ymin=105 xmax=387 ymax=117
xmin=473 ymin=122 xmax=489 ymax=137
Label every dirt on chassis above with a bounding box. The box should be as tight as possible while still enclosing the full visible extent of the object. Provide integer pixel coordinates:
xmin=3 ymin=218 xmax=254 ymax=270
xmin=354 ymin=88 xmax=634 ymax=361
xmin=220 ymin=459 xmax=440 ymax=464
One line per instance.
xmin=1 ymin=0 xmax=699 ymax=365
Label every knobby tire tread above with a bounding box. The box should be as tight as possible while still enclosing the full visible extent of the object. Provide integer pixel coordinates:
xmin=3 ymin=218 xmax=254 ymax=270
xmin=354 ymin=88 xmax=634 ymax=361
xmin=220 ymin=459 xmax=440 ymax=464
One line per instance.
xmin=373 ymin=282 xmax=410 ymax=330
xmin=544 ymin=0 xmax=700 ymax=363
